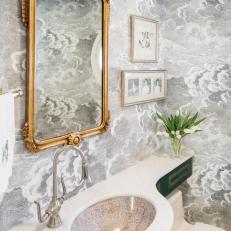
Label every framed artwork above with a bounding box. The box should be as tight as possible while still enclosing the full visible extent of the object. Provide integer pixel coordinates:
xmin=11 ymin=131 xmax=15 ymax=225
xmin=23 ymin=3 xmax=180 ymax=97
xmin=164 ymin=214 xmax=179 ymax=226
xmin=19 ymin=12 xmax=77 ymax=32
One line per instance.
xmin=131 ymin=15 xmax=159 ymax=62
xmin=121 ymin=70 xmax=167 ymax=106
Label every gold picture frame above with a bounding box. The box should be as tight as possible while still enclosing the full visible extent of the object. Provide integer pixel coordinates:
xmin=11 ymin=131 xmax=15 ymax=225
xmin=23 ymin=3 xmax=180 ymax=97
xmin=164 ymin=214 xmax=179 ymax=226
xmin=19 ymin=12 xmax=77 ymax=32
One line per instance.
xmin=121 ymin=70 xmax=167 ymax=107
xmin=21 ymin=0 xmax=110 ymax=153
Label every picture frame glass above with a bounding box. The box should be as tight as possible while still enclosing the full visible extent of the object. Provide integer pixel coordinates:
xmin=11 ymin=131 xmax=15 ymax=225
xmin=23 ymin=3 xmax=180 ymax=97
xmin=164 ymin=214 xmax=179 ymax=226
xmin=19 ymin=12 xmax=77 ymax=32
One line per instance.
xmin=123 ymin=71 xmax=167 ymax=106
xmin=132 ymin=16 xmax=158 ymax=62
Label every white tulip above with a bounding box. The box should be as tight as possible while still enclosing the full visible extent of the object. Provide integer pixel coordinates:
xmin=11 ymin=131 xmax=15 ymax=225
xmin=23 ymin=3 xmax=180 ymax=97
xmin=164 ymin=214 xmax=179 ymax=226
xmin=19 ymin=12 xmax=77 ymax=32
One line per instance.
xmin=164 ymin=132 xmax=169 ymax=138
xmin=184 ymin=128 xmax=194 ymax=134
xmin=156 ymin=132 xmax=169 ymax=138
xmin=156 ymin=111 xmax=162 ymax=116
xmin=171 ymin=131 xmax=175 ymax=135
xmin=176 ymin=110 xmax=180 ymax=116
xmin=191 ymin=126 xmax=199 ymax=131
xmin=177 ymin=134 xmax=182 ymax=139
xmin=157 ymin=119 xmax=163 ymax=124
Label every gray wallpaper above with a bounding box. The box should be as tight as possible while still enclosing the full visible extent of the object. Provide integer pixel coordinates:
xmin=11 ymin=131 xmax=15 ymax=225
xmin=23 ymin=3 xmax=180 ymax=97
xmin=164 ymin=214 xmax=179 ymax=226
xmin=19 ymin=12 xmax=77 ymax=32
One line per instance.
xmin=0 ymin=0 xmax=231 ymax=231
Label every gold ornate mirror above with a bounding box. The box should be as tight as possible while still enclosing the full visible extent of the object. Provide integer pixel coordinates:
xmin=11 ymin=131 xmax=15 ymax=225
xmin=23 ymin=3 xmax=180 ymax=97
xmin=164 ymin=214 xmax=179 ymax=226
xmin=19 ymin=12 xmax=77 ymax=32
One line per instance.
xmin=22 ymin=0 xmax=110 ymax=152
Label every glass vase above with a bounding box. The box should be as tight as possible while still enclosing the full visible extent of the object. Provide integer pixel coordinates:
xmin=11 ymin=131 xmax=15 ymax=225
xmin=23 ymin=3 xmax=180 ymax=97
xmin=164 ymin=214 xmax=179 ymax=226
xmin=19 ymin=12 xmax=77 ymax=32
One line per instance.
xmin=171 ymin=138 xmax=182 ymax=157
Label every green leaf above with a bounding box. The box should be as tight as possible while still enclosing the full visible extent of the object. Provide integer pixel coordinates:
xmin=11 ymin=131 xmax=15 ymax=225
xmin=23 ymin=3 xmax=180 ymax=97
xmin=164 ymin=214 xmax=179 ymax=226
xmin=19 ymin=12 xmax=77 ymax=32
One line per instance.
xmin=170 ymin=115 xmax=176 ymax=131
xmin=182 ymin=113 xmax=191 ymax=129
xmin=175 ymin=114 xmax=181 ymax=130
xmin=156 ymin=112 xmax=166 ymax=124
xmin=156 ymin=111 xmax=205 ymax=136
xmin=191 ymin=112 xmax=198 ymax=123
xmin=183 ymin=112 xmax=198 ymax=129
xmin=165 ymin=118 xmax=171 ymax=130
xmin=194 ymin=117 xmax=206 ymax=126
xmin=194 ymin=130 xmax=202 ymax=132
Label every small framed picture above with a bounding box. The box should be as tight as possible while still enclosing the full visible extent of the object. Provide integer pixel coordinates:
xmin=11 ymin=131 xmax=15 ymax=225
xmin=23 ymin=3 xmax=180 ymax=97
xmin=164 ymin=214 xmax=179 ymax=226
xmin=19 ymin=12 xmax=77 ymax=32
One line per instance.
xmin=121 ymin=70 xmax=167 ymax=106
xmin=131 ymin=15 xmax=159 ymax=62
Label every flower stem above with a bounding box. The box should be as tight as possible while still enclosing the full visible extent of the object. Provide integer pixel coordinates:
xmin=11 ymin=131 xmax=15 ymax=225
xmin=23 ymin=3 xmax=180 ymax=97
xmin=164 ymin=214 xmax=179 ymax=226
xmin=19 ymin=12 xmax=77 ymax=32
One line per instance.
xmin=171 ymin=138 xmax=182 ymax=156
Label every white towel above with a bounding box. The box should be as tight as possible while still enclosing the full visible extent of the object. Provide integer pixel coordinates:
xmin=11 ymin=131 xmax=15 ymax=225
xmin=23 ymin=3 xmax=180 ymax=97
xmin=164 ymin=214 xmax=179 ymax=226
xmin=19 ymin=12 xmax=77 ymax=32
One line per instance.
xmin=0 ymin=93 xmax=15 ymax=197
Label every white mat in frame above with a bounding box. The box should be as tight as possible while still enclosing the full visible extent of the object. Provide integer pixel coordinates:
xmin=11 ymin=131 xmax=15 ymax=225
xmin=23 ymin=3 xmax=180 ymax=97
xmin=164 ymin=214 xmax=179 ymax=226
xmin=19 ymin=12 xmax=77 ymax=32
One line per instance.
xmin=121 ymin=70 xmax=167 ymax=107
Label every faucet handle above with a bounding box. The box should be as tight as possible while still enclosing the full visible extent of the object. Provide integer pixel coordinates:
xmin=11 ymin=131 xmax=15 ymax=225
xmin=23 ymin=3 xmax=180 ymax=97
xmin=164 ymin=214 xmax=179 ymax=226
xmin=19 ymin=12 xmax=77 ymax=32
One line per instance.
xmin=58 ymin=176 xmax=66 ymax=204
xmin=80 ymin=161 xmax=92 ymax=183
xmin=34 ymin=201 xmax=49 ymax=223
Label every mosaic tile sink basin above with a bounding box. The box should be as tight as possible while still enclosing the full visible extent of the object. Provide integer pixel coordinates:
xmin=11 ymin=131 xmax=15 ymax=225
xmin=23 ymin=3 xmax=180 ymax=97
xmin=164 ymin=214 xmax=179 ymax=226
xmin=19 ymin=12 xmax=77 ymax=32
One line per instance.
xmin=71 ymin=196 xmax=156 ymax=231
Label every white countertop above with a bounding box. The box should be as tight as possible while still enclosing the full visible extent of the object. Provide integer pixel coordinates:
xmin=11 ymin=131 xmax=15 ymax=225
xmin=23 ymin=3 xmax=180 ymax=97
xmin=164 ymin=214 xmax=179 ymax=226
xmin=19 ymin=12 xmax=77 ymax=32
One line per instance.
xmin=10 ymin=149 xmax=194 ymax=231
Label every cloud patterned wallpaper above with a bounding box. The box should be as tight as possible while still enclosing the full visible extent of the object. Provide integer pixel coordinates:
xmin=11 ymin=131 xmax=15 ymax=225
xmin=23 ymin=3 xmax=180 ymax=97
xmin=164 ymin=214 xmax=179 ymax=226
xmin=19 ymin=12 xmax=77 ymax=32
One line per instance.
xmin=0 ymin=0 xmax=231 ymax=231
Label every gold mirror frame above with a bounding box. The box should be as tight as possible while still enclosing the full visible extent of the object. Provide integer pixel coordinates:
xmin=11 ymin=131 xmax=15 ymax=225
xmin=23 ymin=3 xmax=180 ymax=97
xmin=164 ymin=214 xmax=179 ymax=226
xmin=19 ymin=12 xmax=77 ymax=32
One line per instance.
xmin=21 ymin=0 xmax=110 ymax=153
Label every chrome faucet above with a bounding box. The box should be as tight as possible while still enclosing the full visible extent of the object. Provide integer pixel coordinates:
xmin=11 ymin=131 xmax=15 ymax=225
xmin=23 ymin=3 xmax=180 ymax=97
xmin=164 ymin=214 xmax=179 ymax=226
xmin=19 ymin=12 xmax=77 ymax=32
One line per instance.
xmin=34 ymin=146 xmax=90 ymax=229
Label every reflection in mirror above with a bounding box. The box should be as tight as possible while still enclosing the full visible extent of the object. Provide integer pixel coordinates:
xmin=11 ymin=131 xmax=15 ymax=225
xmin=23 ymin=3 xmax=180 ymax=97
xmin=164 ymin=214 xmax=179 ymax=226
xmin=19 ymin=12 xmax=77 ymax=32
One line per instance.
xmin=35 ymin=0 xmax=103 ymax=140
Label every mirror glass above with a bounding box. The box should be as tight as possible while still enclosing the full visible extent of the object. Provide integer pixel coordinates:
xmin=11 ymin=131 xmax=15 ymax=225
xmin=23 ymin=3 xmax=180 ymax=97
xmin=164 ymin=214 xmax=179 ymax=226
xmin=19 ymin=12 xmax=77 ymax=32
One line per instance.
xmin=35 ymin=0 xmax=103 ymax=140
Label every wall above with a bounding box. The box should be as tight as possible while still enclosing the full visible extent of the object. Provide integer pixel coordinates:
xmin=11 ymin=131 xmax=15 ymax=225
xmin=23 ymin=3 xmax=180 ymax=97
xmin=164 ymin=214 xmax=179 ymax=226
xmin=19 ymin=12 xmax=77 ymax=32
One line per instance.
xmin=0 ymin=0 xmax=231 ymax=231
